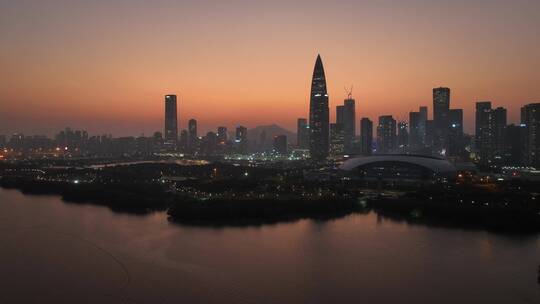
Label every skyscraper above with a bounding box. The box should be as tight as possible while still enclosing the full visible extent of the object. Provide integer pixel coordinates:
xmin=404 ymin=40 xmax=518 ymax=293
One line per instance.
xmin=504 ymin=124 xmax=526 ymax=166
xmin=492 ymin=107 xmax=507 ymax=160
xmin=342 ymin=96 xmax=356 ymax=153
xmin=309 ymin=54 xmax=329 ymax=161
xmin=433 ymin=87 xmax=450 ymax=153
xmin=179 ymin=130 xmax=188 ymax=152
xmin=164 ymin=95 xmax=178 ymax=146
xmin=448 ymin=109 xmax=464 ymax=158
xmin=475 ymin=101 xmax=492 ymax=162
xmin=377 ymin=115 xmax=396 ymax=154
xmin=188 ymin=119 xmax=198 ymax=154
xmin=236 ymin=125 xmax=248 ymax=154
xmin=409 ymin=111 xmax=421 ymax=150
xmin=521 ymin=103 xmax=540 ymax=167
xmin=419 ymin=106 xmax=428 ymax=146
xmin=397 ymin=121 xmax=409 ymax=153
xmin=360 ymin=118 xmax=373 ymax=156
xmin=475 ymin=103 xmax=507 ymax=166
xmin=296 ymin=118 xmax=309 ymax=149
xmin=409 ymin=106 xmax=429 ymax=152
xmin=329 ymin=123 xmax=345 ymax=156
xmin=217 ymin=126 xmax=228 ymax=143
xmin=336 ymin=105 xmax=344 ymax=125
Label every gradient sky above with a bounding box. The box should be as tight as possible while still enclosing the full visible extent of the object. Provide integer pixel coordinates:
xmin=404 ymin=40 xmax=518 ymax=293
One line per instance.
xmin=1 ymin=0 xmax=539 ymax=136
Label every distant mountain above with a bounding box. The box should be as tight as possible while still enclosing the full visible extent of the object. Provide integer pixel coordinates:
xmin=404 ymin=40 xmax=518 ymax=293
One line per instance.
xmin=247 ymin=124 xmax=296 ymax=151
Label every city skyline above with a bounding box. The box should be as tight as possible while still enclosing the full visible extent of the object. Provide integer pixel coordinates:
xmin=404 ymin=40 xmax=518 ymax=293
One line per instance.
xmin=1 ymin=1 xmax=539 ymax=136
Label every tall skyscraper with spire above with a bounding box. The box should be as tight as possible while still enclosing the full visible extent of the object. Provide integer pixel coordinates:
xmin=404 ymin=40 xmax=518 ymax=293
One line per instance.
xmin=309 ymin=54 xmax=329 ymax=160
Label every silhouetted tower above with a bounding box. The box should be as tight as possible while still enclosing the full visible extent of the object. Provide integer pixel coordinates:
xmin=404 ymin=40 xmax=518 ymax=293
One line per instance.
xmin=309 ymin=54 xmax=329 ymax=161
xmin=164 ymin=95 xmax=178 ymax=146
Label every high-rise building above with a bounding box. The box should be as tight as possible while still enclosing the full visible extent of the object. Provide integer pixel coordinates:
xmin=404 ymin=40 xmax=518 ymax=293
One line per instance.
xmin=0 ymin=135 xmax=6 ymax=148
xmin=309 ymin=54 xmax=329 ymax=161
xmin=342 ymin=96 xmax=356 ymax=152
xmin=377 ymin=115 xmax=396 ymax=154
xmin=419 ymin=106 xmax=428 ymax=146
xmin=329 ymin=123 xmax=345 ymax=156
xmin=475 ymin=103 xmax=507 ymax=166
xmin=521 ymin=103 xmax=540 ymax=167
xmin=475 ymin=101 xmax=492 ymax=162
xmin=397 ymin=122 xmax=409 ymax=153
xmin=504 ymin=124 xmax=527 ymax=166
xmin=360 ymin=118 xmax=373 ymax=156
xmin=164 ymin=95 xmax=178 ymax=146
xmin=273 ymin=135 xmax=288 ymax=155
xmin=425 ymin=120 xmax=434 ymax=151
xmin=179 ymin=130 xmax=188 ymax=152
xmin=297 ymin=118 xmax=309 ymax=149
xmin=409 ymin=106 xmax=428 ymax=151
xmin=202 ymin=132 xmax=217 ymax=156
xmin=409 ymin=111 xmax=421 ymax=150
xmin=336 ymin=105 xmax=344 ymax=125
xmin=433 ymin=87 xmax=450 ymax=153
xmin=236 ymin=125 xmax=248 ymax=154
xmin=492 ymin=107 xmax=507 ymax=160
xmin=448 ymin=109 xmax=464 ymax=158
xmin=188 ymin=119 xmax=198 ymax=154
xmin=217 ymin=127 xmax=228 ymax=143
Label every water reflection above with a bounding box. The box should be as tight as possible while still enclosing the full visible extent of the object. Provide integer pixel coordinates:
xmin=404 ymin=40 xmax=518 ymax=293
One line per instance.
xmin=0 ymin=188 xmax=539 ymax=304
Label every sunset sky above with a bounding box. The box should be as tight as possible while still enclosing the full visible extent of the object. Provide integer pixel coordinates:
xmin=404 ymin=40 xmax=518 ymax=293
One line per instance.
xmin=1 ymin=0 xmax=539 ymax=136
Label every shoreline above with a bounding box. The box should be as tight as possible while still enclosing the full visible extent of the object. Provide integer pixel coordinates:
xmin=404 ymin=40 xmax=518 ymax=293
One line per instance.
xmin=1 ymin=177 xmax=540 ymax=233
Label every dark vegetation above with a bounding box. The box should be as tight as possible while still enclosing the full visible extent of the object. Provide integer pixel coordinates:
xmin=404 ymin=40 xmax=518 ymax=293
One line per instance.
xmin=167 ymin=197 xmax=365 ymax=226
xmin=0 ymin=178 xmax=172 ymax=213
xmin=1 ymin=162 xmax=540 ymax=232
xmin=369 ymin=186 xmax=540 ymax=233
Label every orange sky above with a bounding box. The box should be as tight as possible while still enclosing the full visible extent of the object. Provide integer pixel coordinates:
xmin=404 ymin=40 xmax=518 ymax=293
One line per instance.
xmin=1 ymin=0 xmax=539 ymax=136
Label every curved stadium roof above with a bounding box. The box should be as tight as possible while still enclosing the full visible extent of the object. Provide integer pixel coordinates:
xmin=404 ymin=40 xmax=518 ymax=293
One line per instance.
xmin=340 ymin=155 xmax=457 ymax=174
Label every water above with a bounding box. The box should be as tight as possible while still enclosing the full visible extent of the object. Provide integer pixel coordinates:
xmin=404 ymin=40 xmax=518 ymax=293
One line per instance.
xmin=0 ymin=188 xmax=539 ymax=304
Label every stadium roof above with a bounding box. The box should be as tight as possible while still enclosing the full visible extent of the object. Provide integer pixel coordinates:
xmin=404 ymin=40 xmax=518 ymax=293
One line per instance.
xmin=340 ymin=155 xmax=457 ymax=173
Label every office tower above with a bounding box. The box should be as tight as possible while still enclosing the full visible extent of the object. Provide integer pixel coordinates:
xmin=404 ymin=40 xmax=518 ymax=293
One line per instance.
xmin=504 ymin=124 xmax=527 ymax=166
xmin=188 ymin=119 xmax=198 ymax=154
xmin=273 ymin=135 xmax=288 ymax=155
xmin=164 ymin=95 xmax=178 ymax=146
xmin=419 ymin=106 xmax=428 ymax=146
xmin=309 ymin=54 xmax=329 ymax=161
xmin=0 ymin=135 xmax=6 ymax=148
xmin=179 ymin=130 xmax=188 ymax=152
xmin=475 ymin=101 xmax=492 ymax=162
xmin=377 ymin=115 xmax=396 ymax=154
xmin=217 ymin=127 xmax=228 ymax=143
xmin=342 ymin=96 xmax=356 ymax=152
xmin=360 ymin=118 xmax=373 ymax=156
xmin=433 ymin=87 xmax=450 ymax=153
xmin=448 ymin=109 xmax=464 ymax=158
xmin=521 ymin=103 xmax=540 ymax=167
xmin=236 ymin=125 xmax=248 ymax=154
xmin=297 ymin=118 xmax=309 ymax=149
xmin=425 ymin=120 xmax=434 ymax=150
xmin=336 ymin=105 xmax=344 ymax=125
xmin=492 ymin=107 xmax=507 ymax=159
xmin=397 ymin=122 xmax=409 ymax=153
xmin=476 ymin=103 xmax=507 ymax=165
xmin=410 ymin=106 xmax=429 ymax=151
xmin=329 ymin=123 xmax=345 ymax=156
xmin=202 ymin=132 xmax=217 ymax=156
xmin=409 ymin=111 xmax=421 ymax=150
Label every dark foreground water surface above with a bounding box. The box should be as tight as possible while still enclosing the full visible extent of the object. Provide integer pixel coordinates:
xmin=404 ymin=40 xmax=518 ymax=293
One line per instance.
xmin=0 ymin=188 xmax=539 ymax=304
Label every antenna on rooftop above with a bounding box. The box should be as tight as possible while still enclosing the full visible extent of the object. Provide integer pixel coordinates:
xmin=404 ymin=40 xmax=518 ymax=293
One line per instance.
xmin=344 ymin=85 xmax=353 ymax=100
